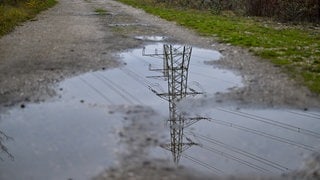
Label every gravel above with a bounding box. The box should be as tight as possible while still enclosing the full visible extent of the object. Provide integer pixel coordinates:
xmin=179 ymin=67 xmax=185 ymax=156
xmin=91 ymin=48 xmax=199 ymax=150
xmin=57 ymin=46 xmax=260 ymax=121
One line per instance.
xmin=1 ymin=0 xmax=319 ymax=110
xmin=0 ymin=0 xmax=319 ymax=179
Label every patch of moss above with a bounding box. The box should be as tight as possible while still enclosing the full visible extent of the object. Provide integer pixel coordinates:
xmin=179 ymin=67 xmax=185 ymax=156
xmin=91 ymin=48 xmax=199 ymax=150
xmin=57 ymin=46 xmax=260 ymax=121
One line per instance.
xmin=94 ymin=8 xmax=108 ymax=15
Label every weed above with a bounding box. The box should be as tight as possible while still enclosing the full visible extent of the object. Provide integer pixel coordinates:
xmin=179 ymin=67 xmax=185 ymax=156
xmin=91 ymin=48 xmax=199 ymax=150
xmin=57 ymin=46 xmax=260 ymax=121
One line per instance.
xmin=94 ymin=8 xmax=108 ymax=15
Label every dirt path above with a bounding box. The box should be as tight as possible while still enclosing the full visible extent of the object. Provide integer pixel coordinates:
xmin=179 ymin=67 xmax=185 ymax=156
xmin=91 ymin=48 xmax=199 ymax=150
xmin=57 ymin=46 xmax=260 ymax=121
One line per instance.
xmin=0 ymin=0 xmax=134 ymax=107
xmin=0 ymin=0 xmax=319 ymax=110
xmin=0 ymin=0 xmax=319 ymax=179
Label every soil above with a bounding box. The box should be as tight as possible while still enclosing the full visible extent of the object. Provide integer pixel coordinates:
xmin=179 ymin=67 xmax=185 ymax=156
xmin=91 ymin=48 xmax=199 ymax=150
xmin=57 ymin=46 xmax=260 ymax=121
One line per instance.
xmin=0 ymin=0 xmax=319 ymax=179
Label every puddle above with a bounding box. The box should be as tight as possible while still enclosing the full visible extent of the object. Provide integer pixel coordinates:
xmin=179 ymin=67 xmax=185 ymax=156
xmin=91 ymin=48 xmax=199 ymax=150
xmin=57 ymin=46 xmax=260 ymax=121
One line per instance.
xmin=135 ymin=36 xmax=167 ymax=42
xmin=58 ymin=12 xmax=113 ymax=17
xmin=108 ymin=23 xmax=150 ymax=27
xmin=0 ymin=41 xmax=320 ymax=179
xmin=0 ymin=103 xmax=123 ymax=180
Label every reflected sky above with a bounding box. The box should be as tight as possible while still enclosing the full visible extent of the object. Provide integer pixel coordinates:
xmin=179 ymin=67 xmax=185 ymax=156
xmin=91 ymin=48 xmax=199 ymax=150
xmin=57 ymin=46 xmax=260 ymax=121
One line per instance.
xmin=0 ymin=42 xmax=319 ymax=179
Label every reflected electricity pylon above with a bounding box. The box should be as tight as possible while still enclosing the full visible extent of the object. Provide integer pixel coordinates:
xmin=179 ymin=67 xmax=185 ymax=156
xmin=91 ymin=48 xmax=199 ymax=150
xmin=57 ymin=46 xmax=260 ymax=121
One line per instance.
xmin=144 ymin=44 xmax=205 ymax=164
xmin=0 ymin=130 xmax=14 ymax=161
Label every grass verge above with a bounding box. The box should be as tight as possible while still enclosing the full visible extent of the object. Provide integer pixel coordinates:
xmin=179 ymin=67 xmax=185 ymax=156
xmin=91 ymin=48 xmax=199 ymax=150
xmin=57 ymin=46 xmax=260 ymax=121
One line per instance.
xmin=94 ymin=8 xmax=108 ymax=15
xmin=0 ymin=0 xmax=57 ymax=37
xmin=117 ymin=0 xmax=320 ymax=94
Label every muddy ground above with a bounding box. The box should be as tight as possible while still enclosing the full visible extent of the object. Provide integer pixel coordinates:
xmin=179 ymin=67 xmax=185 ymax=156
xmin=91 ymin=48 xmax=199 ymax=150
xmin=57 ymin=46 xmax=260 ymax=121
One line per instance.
xmin=0 ymin=0 xmax=319 ymax=179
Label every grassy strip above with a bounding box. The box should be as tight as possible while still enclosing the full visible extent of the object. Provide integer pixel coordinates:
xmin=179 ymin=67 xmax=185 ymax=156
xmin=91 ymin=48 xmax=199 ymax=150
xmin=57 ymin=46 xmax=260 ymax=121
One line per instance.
xmin=117 ymin=0 xmax=320 ymax=94
xmin=0 ymin=0 xmax=57 ymax=37
xmin=94 ymin=8 xmax=108 ymax=15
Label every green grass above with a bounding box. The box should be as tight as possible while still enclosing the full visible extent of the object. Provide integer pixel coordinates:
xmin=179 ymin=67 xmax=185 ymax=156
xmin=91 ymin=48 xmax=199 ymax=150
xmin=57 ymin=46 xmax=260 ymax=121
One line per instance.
xmin=0 ymin=0 xmax=57 ymax=37
xmin=94 ymin=8 xmax=108 ymax=15
xmin=117 ymin=0 xmax=320 ymax=94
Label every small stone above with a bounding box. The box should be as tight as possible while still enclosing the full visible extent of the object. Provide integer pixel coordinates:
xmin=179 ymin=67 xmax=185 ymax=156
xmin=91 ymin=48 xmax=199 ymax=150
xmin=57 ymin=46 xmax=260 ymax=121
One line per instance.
xmin=216 ymin=99 xmax=223 ymax=103
xmin=118 ymin=132 xmax=124 ymax=137
xmin=163 ymin=167 xmax=173 ymax=171
xmin=20 ymin=104 xmax=25 ymax=108
xmin=142 ymin=161 xmax=151 ymax=166
xmin=80 ymin=100 xmax=85 ymax=103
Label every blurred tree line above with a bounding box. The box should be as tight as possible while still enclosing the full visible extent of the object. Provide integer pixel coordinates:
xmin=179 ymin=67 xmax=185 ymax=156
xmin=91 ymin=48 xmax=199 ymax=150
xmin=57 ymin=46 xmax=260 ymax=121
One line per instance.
xmin=153 ymin=0 xmax=320 ymax=22
xmin=0 ymin=0 xmax=28 ymax=5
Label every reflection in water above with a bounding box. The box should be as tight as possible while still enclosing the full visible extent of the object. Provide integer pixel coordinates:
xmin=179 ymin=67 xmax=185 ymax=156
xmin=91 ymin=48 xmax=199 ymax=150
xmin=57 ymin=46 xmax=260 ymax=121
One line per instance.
xmin=144 ymin=44 xmax=206 ymax=164
xmin=0 ymin=130 xmax=13 ymax=161
xmin=1 ymin=42 xmax=319 ymax=179
xmin=143 ymin=44 xmax=320 ymax=175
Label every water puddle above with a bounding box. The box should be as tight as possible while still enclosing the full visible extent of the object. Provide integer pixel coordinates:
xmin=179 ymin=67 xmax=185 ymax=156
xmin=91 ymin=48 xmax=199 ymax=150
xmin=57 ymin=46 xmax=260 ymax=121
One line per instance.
xmin=135 ymin=36 xmax=167 ymax=42
xmin=0 ymin=41 xmax=320 ymax=179
xmin=108 ymin=23 xmax=150 ymax=27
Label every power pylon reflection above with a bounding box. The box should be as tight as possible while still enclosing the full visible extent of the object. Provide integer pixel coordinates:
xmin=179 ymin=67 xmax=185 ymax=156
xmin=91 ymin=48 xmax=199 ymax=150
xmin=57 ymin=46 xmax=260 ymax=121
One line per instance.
xmin=144 ymin=44 xmax=205 ymax=164
xmin=0 ymin=130 xmax=14 ymax=161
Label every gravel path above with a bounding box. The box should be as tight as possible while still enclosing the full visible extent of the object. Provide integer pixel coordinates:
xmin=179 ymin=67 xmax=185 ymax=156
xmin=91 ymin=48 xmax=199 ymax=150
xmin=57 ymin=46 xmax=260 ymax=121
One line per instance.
xmin=0 ymin=0 xmax=135 ymax=107
xmin=0 ymin=0 xmax=319 ymax=110
xmin=0 ymin=0 xmax=319 ymax=179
